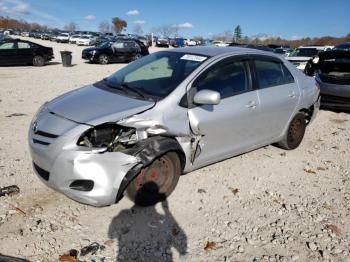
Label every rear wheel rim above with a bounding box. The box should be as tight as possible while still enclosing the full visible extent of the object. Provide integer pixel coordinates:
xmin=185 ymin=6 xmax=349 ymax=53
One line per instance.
xmin=33 ymin=56 xmax=44 ymax=66
xmin=134 ymin=54 xmax=142 ymax=60
xmin=99 ymin=55 xmax=108 ymax=64
xmin=288 ymin=118 xmax=303 ymax=145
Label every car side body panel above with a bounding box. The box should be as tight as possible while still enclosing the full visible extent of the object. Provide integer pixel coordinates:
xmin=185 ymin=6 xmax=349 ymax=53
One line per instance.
xmin=28 ymin=47 xmax=320 ymax=206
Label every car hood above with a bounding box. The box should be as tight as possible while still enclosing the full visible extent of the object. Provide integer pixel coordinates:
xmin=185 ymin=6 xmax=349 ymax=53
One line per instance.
xmin=46 ymin=84 xmax=155 ymax=126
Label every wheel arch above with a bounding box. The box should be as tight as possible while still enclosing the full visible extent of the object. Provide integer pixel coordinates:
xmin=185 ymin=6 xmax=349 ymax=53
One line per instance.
xmin=115 ymin=136 xmax=186 ymax=203
xmin=298 ymin=104 xmax=315 ymax=125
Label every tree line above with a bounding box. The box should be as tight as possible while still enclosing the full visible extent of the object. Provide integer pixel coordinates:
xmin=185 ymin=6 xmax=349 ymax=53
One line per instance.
xmin=1 ymin=16 xmax=349 ymax=48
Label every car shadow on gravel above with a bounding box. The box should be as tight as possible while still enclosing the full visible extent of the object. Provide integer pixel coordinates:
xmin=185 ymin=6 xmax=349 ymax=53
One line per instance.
xmin=108 ymin=182 xmax=188 ymax=261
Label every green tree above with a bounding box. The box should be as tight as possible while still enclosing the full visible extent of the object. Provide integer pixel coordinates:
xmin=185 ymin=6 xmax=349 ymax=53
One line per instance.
xmin=234 ymin=25 xmax=242 ymax=43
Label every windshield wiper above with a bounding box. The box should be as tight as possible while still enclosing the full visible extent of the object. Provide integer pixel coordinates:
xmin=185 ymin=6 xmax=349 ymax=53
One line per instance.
xmin=102 ymin=78 xmax=151 ymax=101
xmin=120 ymin=83 xmax=148 ymax=100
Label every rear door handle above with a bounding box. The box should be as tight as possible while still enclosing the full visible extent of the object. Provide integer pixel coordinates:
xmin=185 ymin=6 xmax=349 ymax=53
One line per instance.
xmin=246 ymin=101 xmax=257 ymax=109
xmin=288 ymin=92 xmax=296 ymax=98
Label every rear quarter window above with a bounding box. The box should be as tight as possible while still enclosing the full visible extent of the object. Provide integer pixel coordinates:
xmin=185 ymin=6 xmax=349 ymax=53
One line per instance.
xmin=255 ymin=59 xmax=294 ymax=89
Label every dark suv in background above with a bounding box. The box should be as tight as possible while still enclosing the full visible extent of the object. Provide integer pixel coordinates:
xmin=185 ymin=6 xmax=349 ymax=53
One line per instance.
xmin=82 ymin=38 xmax=149 ymax=64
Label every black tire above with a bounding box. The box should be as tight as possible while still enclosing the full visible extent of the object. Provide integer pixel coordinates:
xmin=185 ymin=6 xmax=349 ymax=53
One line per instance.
xmin=278 ymin=113 xmax=306 ymax=150
xmin=32 ymin=55 xmax=45 ymax=66
xmin=126 ymin=152 xmax=181 ymax=206
xmin=98 ymin=54 xmax=109 ymax=65
xmin=132 ymin=53 xmax=142 ymax=61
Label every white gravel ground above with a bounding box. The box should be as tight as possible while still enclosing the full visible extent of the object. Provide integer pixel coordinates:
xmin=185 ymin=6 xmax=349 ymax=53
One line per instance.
xmin=0 ymin=37 xmax=349 ymax=262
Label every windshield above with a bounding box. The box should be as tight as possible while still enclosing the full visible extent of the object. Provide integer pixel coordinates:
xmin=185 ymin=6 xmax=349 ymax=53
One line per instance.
xmin=103 ymin=51 xmax=209 ymax=100
xmin=98 ymin=41 xmax=111 ymax=48
xmin=289 ymin=48 xmax=319 ymax=57
xmin=80 ymin=36 xmax=89 ymax=39
xmin=335 ymin=44 xmax=350 ymax=51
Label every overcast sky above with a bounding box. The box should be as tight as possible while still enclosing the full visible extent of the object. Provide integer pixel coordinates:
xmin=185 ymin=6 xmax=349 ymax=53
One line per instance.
xmin=1 ymin=0 xmax=349 ymax=38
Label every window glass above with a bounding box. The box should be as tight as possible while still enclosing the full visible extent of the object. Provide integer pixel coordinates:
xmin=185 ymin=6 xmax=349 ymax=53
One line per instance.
xmin=124 ymin=57 xmax=173 ymax=82
xmin=281 ymin=64 xmax=295 ymax=84
xmin=0 ymin=42 xmax=15 ymax=49
xmin=125 ymin=41 xmax=137 ymax=48
xmin=193 ymin=59 xmax=249 ymax=99
xmin=255 ymin=59 xmax=294 ymax=88
xmin=113 ymin=42 xmax=125 ymax=48
xmin=105 ymin=51 xmax=207 ymax=99
xmin=18 ymin=42 xmax=30 ymax=49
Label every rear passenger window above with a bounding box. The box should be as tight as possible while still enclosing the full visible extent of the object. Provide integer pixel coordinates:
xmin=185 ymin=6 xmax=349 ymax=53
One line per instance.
xmin=255 ymin=59 xmax=294 ymax=89
xmin=193 ymin=59 xmax=250 ymax=99
xmin=18 ymin=42 xmax=31 ymax=49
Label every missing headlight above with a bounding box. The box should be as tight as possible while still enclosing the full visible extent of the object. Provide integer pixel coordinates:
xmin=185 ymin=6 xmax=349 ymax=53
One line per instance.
xmin=77 ymin=123 xmax=137 ymax=150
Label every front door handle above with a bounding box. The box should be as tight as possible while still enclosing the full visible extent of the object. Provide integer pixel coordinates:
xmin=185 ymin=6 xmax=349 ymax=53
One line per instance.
xmin=288 ymin=92 xmax=296 ymax=98
xmin=246 ymin=101 xmax=257 ymax=109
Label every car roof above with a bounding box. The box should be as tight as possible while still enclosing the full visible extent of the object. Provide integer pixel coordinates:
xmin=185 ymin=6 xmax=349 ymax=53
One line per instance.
xmin=298 ymin=46 xmax=330 ymax=50
xmin=166 ymin=46 xmax=277 ymax=57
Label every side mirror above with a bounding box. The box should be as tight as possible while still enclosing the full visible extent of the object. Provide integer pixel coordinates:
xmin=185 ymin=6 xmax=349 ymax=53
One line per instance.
xmin=193 ymin=89 xmax=221 ymax=105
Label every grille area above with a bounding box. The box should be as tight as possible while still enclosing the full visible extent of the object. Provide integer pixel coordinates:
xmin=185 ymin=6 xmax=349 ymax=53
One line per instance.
xmin=32 ymin=129 xmax=59 ymax=146
xmin=33 ymin=162 xmax=50 ymax=181
xmin=34 ymin=130 xmax=59 ymax=138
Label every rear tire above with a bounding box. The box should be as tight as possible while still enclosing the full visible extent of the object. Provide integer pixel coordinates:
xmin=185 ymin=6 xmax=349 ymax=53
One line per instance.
xmin=98 ymin=54 xmax=109 ymax=65
xmin=126 ymin=152 xmax=181 ymax=206
xmin=33 ymin=55 xmax=45 ymax=66
xmin=278 ymin=113 xmax=306 ymax=150
xmin=132 ymin=53 xmax=142 ymax=61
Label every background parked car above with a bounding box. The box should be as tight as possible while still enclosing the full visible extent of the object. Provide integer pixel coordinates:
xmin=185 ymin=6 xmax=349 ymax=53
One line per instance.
xmin=334 ymin=42 xmax=350 ymax=51
xmin=56 ymin=33 xmax=70 ymax=43
xmin=155 ymin=37 xmax=169 ymax=47
xmin=0 ymin=39 xmax=53 ymax=66
xmin=82 ymin=38 xmax=149 ymax=64
xmin=76 ymin=35 xmax=96 ymax=46
xmin=170 ymin=38 xmax=185 ymax=47
xmin=213 ymin=40 xmax=229 ymax=47
xmin=286 ymin=45 xmax=333 ymax=70
xmin=305 ymin=50 xmax=350 ymax=111
xmin=68 ymin=34 xmax=81 ymax=44
xmin=0 ymin=33 xmax=12 ymax=42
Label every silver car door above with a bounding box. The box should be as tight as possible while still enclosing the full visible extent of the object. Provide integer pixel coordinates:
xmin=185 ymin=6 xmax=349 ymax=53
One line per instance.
xmin=187 ymin=56 xmax=261 ymax=168
xmin=252 ymin=56 xmax=300 ymax=141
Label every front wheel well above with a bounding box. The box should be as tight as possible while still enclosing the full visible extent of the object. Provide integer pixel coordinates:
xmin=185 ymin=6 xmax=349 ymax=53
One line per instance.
xmin=115 ymin=136 xmax=186 ymax=203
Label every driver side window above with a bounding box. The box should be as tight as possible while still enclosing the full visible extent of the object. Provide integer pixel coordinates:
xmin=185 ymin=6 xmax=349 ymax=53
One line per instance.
xmin=193 ymin=58 xmax=250 ymax=99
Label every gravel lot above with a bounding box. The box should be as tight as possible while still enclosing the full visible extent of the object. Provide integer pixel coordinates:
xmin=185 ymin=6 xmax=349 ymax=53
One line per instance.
xmin=0 ymin=38 xmax=349 ymax=262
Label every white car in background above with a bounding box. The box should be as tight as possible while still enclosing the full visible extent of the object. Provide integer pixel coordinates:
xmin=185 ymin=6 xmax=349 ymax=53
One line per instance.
xmin=213 ymin=40 xmax=229 ymax=47
xmin=286 ymin=45 xmax=334 ymax=71
xmin=185 ymin=39 xmax=197 ymax=46
xmin=76 ymin=35 xmax=96 ymax=46
xmin=56 ymin=33 xmax=70 ymax=43
xmin=69 ymin=34 xmax=81 ymax=44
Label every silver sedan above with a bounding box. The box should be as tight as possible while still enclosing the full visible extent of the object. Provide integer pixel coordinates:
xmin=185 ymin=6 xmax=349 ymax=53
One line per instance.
xmin=28 ymin=47 xmax=320 ymax=206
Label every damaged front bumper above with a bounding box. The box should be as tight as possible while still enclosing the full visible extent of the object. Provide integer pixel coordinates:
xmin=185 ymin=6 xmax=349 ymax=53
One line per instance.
xmin=30 ymin=146 xmax=139 ymax=206
xmin=28 ymin=114 xmax=140 ymax=206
